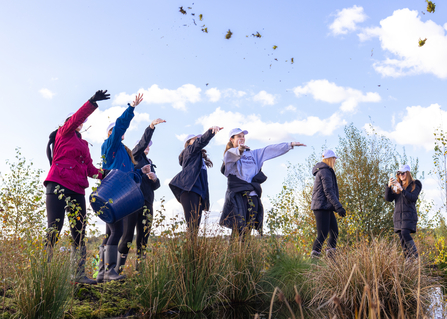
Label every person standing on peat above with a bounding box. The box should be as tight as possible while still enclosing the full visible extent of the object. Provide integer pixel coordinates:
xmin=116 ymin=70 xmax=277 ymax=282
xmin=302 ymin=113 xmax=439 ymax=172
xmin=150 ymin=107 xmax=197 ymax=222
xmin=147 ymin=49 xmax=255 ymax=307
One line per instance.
xmin=44 ymin=90 xmax=110 ymax=285
xmin=385 ymin=165 xmax=422 ymax=259
xmin=169 ymin=126 xmax=223 ymax=237
xmin=310 ymin=150 xmax=346 ymax=258
xmin=220 ymin=128 xmax=306 ymax=241
xmin=96 ymin=93 xmax=147 ymax=283
xmin=116 ymin=117 xmax=166 ymax=273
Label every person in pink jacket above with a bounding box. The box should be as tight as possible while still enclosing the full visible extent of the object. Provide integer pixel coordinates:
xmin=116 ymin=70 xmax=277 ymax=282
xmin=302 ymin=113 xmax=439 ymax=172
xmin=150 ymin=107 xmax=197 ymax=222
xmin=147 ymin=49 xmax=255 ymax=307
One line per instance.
xmin=44 ymin=90 xmax=110 ymax=285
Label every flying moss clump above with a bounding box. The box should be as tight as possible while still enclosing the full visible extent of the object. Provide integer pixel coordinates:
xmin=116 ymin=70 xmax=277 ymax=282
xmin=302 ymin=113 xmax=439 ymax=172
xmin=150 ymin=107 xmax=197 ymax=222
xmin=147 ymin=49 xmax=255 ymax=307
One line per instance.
xmin=418 ymin=37 xmax=427 ymax=47
xmin=426 ymin=0 xmax=436 ymax=13
xmin=225 ymin=29 xmax=233 ymax=39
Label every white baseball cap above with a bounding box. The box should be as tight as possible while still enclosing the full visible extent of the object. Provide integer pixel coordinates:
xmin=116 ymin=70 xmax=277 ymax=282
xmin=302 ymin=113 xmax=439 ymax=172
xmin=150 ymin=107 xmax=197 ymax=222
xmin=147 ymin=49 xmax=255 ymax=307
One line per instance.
xmin=397 ymin=164 xmax=411 ymax=173
xmin=66 ymin=112 xmax=88 ymax=124
xmin=184 ymin=134 xmax=202 ymax=145
xmin=322 ymin=149 xmax=338 ymax=159
xmin=107 ymin=122 xmax=116 ymax=132
xmin=229 ymin=128 xmax=248 ymax=139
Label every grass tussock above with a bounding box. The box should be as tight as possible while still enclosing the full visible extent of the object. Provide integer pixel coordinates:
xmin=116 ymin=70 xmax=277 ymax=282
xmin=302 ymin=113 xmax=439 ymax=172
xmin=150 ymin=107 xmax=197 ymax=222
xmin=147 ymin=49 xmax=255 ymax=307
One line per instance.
xmin=14 ymin=246 xmax=73 ymax=319
xmin=305 ymin=237 xmax=441 ymax=317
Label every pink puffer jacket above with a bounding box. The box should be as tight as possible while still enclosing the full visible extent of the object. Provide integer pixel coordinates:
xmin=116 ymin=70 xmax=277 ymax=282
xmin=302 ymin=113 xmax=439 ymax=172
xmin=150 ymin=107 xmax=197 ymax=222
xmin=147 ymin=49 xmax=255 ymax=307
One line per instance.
xmin=44 ymin=100 xmax=103 ymax=194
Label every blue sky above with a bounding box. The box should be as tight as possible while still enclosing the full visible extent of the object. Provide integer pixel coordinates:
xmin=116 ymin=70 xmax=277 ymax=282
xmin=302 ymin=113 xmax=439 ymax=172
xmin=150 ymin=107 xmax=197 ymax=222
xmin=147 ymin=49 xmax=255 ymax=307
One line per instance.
xmin=1 ymin=0 xmax=446 ymax=231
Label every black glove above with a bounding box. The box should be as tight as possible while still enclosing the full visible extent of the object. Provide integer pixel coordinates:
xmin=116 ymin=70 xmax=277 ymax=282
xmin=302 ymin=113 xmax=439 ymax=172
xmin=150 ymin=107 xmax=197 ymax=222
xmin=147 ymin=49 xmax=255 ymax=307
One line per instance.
xmin=89 ymin=90 xmax=110 ymax=103
xmin=337 ymin=208 xmax=346 ymax=218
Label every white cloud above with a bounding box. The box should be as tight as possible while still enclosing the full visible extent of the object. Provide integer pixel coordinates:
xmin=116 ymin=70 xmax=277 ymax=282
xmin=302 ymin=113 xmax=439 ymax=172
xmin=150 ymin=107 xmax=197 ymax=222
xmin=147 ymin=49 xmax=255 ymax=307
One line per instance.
xmin=39 ymin=88 xmax=55 ymax=99
xmin=364 ymin=103 xmax=447 ymax=150
xmin=196 ymin=107 xmax=346 ymax=145
xmin=82 ymin=106 xmax=150 ymax=144
xmin=280 ymin=105 xmax=297 ymax=114
xmin=253 ymin=90 xmax=277 ymax=106
xmin=329 ymin=5 xmax=367 ymax=36
xmin=223 ymin=89 xmax=247 ymax=98
xmin=175 ymin=134 xmax=188 ymax=143
xmin=205 ymin=88 xmax=221 ymax=102
xmin=358 ymin=9 xmax=447 ymax=78
xmin=113 ymin=84 xmax=202 ymax=111
xmin=293 ymin=79 xmax=381 ymax=112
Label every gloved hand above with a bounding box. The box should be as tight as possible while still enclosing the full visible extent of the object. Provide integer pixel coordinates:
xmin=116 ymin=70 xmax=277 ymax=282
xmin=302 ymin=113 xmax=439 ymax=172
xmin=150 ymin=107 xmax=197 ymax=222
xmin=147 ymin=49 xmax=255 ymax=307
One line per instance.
xmin=337 ymin=208 xmax=346 ymax=218
xmin=90 ymin=90 xmax=110 ymax=103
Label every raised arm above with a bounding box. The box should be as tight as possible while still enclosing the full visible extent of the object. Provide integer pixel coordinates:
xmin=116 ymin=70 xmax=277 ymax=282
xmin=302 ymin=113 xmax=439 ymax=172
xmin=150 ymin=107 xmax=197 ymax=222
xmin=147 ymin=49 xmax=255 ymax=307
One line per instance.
xmin=132 ymin=118 xmax=166 ymax=158
xmin=59 ymin=90 xmax=110 ymax=136
xmin=189 ymin=126 xmax=223 ymax=154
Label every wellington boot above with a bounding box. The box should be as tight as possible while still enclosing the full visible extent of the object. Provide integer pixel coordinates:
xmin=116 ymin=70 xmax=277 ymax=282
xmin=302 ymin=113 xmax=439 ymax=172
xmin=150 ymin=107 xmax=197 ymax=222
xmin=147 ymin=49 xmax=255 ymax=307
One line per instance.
xmin=326 ymin=248 xmax=337 ymax=261
xmin=71 ymin=245 xmax=96 ymax=285
xmin=310 ymin=250 xmax=321 ymax=259
xmin=115 ymin=252 xmax=128 ymax=274
xmin=405 ymin=240 xmax=419 ymax=260
xmin=96 ymin=246 xmax=105 ymax=284
xmin=104 ymin=245 xmax=126 ymax=282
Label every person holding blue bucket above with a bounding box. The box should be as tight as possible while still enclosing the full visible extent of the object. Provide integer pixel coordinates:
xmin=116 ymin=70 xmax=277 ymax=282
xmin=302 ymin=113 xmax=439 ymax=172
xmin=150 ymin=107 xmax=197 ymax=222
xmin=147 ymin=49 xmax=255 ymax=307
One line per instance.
xmin=169 ymin=126 xmax=223 ymax=236
xmin=116 ymin=117 xmax=166 ymax=273
xmin=95 ymin=93 xmax=146 ymax=283
xmin=44 ymin=90 xmax=110 ymax=285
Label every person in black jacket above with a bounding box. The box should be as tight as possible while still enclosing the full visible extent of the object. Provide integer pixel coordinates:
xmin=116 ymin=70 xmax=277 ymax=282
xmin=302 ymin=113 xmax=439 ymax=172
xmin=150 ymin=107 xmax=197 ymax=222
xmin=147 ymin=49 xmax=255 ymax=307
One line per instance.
xmin=116 ymin=118 xmax=165 ymax=273
xmin=169 ymin=126 xmax=223 ymax=236
xmin=310 ymin=150 xmax=346 ymax=258
xmin=385 ymin=164 xmax=422 ymax=259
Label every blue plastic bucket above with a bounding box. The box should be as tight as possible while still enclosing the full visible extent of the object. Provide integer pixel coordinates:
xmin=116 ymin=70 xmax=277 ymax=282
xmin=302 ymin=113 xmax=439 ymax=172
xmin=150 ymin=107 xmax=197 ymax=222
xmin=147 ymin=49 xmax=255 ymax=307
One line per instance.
xmin=90 ymin=169 xmax=144 ymax=224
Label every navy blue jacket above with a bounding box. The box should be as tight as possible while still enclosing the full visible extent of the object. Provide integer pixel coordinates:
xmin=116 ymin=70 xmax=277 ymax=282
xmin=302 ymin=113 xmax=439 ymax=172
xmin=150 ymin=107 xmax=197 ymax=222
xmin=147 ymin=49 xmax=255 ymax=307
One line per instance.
xmin=101 ymin=104 xmax=135 ymax=173
xmin=132 ymin=125 xmax=160 ymax=205
xmin=169 ymin=129 xmax=215 ymax=210
xmin=311 ymin=162 xmax=343 ymax=213
xmin=385 ymin=180 xmax=422 ymax=233
xmin=219 ymin=170 xmax=267 ymax=233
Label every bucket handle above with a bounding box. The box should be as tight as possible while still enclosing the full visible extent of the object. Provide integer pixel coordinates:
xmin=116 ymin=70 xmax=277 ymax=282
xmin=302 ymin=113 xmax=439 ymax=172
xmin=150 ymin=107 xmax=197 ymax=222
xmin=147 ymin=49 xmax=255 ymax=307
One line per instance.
xmin=127 ymin=171 xmax=142 ymax=186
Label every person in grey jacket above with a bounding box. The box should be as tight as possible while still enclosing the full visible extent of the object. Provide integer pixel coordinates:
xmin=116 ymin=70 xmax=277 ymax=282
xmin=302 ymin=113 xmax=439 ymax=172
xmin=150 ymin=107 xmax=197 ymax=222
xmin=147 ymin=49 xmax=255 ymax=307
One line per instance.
xmin=310 ymin=150 xmax=346 ymax=258
xmin=220 ymin=128 xmax=306 ymax=240
xmin=385 ymin=164 xmax=422 ymax=259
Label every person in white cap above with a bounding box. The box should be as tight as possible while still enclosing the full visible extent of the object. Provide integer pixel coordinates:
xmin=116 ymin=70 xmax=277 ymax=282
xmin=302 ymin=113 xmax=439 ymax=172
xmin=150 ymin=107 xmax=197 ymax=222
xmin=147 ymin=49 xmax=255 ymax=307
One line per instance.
xmin=220 ymin=128 xmax=306 ymax=240
xmin=169 ymin=126 xmax=223 ymax=236
xmin=116 ymin=117 xmax=166 ymax=273
xmin=95 ymin=93 xmax=145 ymax=283
xmin=385 ymin=164 xmax=422 ymax=259
xmin=310 ymin=150 xmax=346 ymax=258
xmin=44 ymin=90 xmax=110 ymax=285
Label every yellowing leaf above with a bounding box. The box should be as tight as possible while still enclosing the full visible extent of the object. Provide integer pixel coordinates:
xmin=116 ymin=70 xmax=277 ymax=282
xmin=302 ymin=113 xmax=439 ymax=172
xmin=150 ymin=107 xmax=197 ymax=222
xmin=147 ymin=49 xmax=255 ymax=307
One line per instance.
xmin=273 ymin=45 xmax=278 ymax=50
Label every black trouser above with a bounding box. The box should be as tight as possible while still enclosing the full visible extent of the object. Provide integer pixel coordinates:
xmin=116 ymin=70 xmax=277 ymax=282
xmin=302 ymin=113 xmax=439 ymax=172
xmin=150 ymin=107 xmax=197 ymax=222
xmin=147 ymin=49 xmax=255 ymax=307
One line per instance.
xmin=46 ymin=193 xmax=87 ymax=247
xmin=312 ymin=210 xmax=339 ymax=252
xmin=102 ymin=220 xmax=123 ymax=246
xmin=180 ymin=191 xmax=203 ymax=233
xmin=118 ymin=200 xmax=153 ymax=255
xmin=233 ymin=194 xmax=261 ymax=237
xmin=397 ymin=229 xmax=414 ymax=255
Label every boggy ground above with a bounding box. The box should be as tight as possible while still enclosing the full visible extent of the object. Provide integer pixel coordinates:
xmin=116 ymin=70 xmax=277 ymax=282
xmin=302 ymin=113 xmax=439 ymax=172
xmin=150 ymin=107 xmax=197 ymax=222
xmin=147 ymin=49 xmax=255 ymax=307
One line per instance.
xmin=1 ymin=235 xmax=446 ymax=319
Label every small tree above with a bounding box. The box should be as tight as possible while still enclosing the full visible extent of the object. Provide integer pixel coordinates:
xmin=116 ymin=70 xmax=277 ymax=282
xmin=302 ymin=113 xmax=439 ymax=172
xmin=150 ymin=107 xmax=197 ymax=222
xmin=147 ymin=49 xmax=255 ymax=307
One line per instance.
xmin=0 ymin=148 xmax=46 ymax=240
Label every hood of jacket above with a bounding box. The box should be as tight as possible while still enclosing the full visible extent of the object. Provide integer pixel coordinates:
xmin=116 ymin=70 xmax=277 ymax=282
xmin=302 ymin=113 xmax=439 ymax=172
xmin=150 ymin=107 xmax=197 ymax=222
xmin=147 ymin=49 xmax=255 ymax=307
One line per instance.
xmin=312 ymin=162 xmax=331 ymax=176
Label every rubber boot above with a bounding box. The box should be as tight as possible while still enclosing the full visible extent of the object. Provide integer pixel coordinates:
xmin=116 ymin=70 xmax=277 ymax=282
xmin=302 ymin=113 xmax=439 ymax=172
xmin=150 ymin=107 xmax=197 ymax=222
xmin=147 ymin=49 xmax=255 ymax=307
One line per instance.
xmin=115 ymin=252 xmax=128 ymax=275
xmin=71 ymin=245 xmax=96 ymax=285
xmin=43 ymin=245 xmax=53 ymax=263
xmin=310 ymin=250 xmax=321 ymax=259
xmin=96 ymin=246 xmax=105 ymax=284
xmin=326 ymin=248 xmax=337 ymax=261
xmin=104 ymin=245 xmax=126 ymax=282
xmin=135 ymin=254 xmax=146 ymax=272
xmin=405 ymin=240 xmax=419 ymax=260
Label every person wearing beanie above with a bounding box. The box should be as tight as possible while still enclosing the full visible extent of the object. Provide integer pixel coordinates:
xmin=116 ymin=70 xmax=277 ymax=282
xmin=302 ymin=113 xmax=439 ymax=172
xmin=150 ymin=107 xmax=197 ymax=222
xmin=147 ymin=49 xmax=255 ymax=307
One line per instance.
xmin=44 ymin=90 xmax=110 ymax=285
xmin=116 ymin=117 xmax=166 ymax=273
xmin=95 ymin=93 xmax=147 ymax=283
xmin=220 ymin=128 xmax=306 ymax=241
xmin=169 ymin=126 xmax=223 ymax=236
xmin=385 ymin=164 xmax=422 ymax=259
xmin=310 ymin=150 xmax=346 ymax=259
